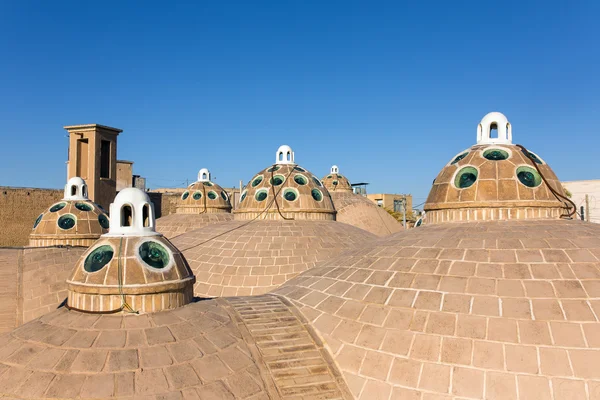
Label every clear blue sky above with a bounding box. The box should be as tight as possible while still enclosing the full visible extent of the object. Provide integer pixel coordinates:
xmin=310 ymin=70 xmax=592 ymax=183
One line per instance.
xmin=1 ymin=1 xmax=598 ymax=206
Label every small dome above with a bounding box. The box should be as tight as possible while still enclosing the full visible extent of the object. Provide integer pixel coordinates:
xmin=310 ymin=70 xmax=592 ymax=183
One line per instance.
xmin=275 ymin=144 xmax=295 ymax=164
xmin=29 ymin=177 xmax=108 ymax=247
xmin=67 ymin=187 xmax=194 ymax=313
xmin=425 ymin=112 xmax=567 ymax=224
xmin=235 ymin=156 xmax=335 ymax=221
xmin=330 ymin=191 xmax=403 ymax=236
xmin=322 ymin=165 xmax=353 ymax=192
xmin=177 ymin=168 xmax=232 ymax=215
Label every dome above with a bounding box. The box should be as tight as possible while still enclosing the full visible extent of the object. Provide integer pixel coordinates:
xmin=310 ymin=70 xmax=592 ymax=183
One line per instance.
xmin=176 ymin=168 xmax=232 ymax=215
xmin=425 ymin=112 xmax=569 ymax=224
xmin=235 ymin=146 xmax=336 ymax=221
xmin=322 ymin=165 xmax=353 ymax=193
xmin=68 ymin=187 xmax=194 ymax=313
xmin=172 ymin=219 xmax=376 ymax=297
xmin=29 ymin=177 xmax=109 ymax=247
xmin=330 ymin=191 xmax=403 ymax=236
xmin=274 ymin=219 xmax=600 ymax=399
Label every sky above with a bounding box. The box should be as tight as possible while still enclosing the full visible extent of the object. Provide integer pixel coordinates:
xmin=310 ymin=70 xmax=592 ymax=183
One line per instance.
xmin=0 ymin=1 xmax=598 ymax=207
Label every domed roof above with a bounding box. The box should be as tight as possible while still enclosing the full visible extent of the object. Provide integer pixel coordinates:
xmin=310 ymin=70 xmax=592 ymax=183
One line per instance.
xmin=425 ymin=112 xmax=569 ymax=224
xmin=322 ymin=165 xmax=353 ymax=192
xmin=177 ymin=168 xmax=232 ymax=214
xmin=68 ymin=187 xmax=194 ymax=314
xmin=29 ymin=177 xmax=109 ymax=247
xmin=331 ymin=191 xmax=403 ymax=236
xmin=172 ymin=219 xmax=376 ymax=297
xmin=235 ymin=145 xmax=336 ymax=220
xmin=275 ymin=219 xmax=600 ymax=399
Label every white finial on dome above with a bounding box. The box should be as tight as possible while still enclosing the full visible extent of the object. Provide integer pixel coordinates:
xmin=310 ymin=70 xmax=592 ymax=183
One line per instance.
xmin=63 ymin=177 xmax=88 ymax=200
xmin=198 ymin=168 xmax=211 ymax=182
xmin=275 ymin=145 xmax=295 ymax=165
xmin=331 ymin=165 xmax=339 ymax=174
xmin=106 ymin=188 xmax=159 ymax=237
xmin=477 ymin=112 xmax=512 ymax=145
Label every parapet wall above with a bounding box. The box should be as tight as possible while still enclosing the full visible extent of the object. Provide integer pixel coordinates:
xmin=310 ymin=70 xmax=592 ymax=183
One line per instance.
xmin=0 ymin=187 xmax=63 ymax=246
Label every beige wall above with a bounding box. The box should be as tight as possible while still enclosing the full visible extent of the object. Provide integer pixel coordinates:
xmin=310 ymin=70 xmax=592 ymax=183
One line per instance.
xmin=366 ymin=193 xmax=413 ymax=214
xmin=0 ymin=187 xmax=63 ymax=246
xmin=562 ymin=180 xmax=600 ymax=223
xmin=116 ymin=160 xmax=134 ymax=191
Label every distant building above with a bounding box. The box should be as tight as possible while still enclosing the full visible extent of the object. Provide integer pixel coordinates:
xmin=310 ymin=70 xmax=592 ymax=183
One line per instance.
xmin=562 ymin=179 xmax=600 ymax=223
xmin=366 ymin=193 xmax=413 ymax=215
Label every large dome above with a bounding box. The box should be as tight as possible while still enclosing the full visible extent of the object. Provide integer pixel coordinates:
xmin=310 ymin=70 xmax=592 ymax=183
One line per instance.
xmin=322 ymin=165 xmax=353 ymax=193
xmin=235 ymin=145 xmax=336 ymax=221
xmin=425 ymin=112 xmax=568 ymax=224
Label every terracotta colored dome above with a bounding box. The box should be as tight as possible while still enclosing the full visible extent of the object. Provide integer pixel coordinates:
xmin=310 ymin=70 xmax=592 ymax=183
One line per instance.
xmin=234 ymin=145 xmax=336 ymax=221
xmin=177 ymin=168 xmax=232 ymax=214
xmin=29 ymin=177 xmax=109 ymax=247
xmin=322 ymin=165 xmax=353 ymax=193
xmin=331 ymin=191 xmax=403 ymax=236
xmin=425 ymin=112 xmax=567 ymax=224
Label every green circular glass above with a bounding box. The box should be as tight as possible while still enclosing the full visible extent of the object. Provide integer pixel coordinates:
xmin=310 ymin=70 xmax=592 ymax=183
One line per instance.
xmin=203 ymin=181 xmax=214 ymax=187
xmin=98 ymin=214 xmax=110 ymax=229
xmin=454 ymin=167 xmax=478 ymax=189
xmin=207 ymin=191 xmax=217 ymax=200
xmin=294 ymin=175 xmax=308 ymax=185
xmin=139 ymin=241 xmax=170 ymax=269
xmin=181 ymin=191 xmax=189 ymax=200
xmin=294 ymin=166 xmax=305 ymax=172
xmin=483 ymin=149 xmax=509 ymax=161
xmin=75 ymin=202 xmax=93 ymax=211
xmin=270 ymin=175 xmax=285 ymax=186
xmin=327 ymin=175 xmax=332 ymax=179
xmin=57 ymin=214 xmax=76 ymax=230
xmin=221 ymin=191 xmax=228 ymax=201
xmin=255 ymin=190 xmax=268 ymax=202
xmin=283 ymin=189 xmax=298 ymax=201
xmin=33 ymin=214 xmax=43 ymax=229
xmin=333 ymin=180 xmax=339 ymax=186
xmin=516 ymin=166 xmax=542 ymax=188
xmin=193 ymin=191 xmax=202 ymax=200
xmin=267 ymin=166 xmax=280 ymax=172
xmin=251 ymin=175 xmax=263 ymax=187
xmin=311 ymin=189 xmax=323 ymax=201
xmin=49 ymin=202 xmax=66 ymax=212
xmin=312 ymin=177 xmax=322 ymax=187
xmin=84 ymin=245 xmax=114 ymax=273
xmin=521 ymin=149 xmax=543 ymax=164
xmin=240 ymin=191 xmax=247 ymax=202
xmin=450 ymin=152 xmax=469 ymax=165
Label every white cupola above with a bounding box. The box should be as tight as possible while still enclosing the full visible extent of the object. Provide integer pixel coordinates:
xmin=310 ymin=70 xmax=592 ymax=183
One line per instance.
xmin=198 ymin=168 xmax=211 ymax=182
xmin=275 ymin=145 xmax=295 ymax=165
xmin=477 ymin=112 xmax=512 ymax=145
xmin=63 ymin=177 xmax=89 ymax=201
xmin=331 ymin=165 xmax=339 ymax=174
xmin=106 ymin=187 xmax=159 ymax=237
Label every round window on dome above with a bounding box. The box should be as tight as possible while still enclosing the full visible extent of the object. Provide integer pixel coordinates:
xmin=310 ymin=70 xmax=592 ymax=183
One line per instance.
xmin=207 ymin=191 xmax=217 ymax=200
xmin=75 ymin=202 xmax=93 ymax=212
xmin=57 ymin=214 xmax=76 ymax=230
xmin=193 ymin=191 xmax=202 ymax=200
xmin=312 ymin=177 xmax=323 ymax=187
xmin=454 ymin=166 xmax=478 ymax=189
xmin=294 ymin=174 xmax=308 ymax=185
xmin=255 ymin=189 xmax=268 ymax=202
xmin=516 ymin=166 xmax=542 ymax=188
xmin=270 ymin=175 xmax=285 ymax=186
xmin=267 ymin=166 xmax=280 ymax=172
xmin=311 ymin=188 xmax=323 ymax=202
xmin=240 ymin=190 xmax=248 ymax=202
xmin=327 ymin=175 xmax=332 ymax=179
xmin=84 ymin=245 xmax=114 ymax=273
xmin=450 ymin=152 xmax=469 ymax=165
xmin=283 ymin=188 xmax=299 ymax=202
xmin=181 ymin=191 xmax=189 ymax=200
xmin=138 ymin=241 xmax=170 ymax=269
xmin=294 ymin=166 xmax=306 ymax=172
xmin=33 ymin=214 xmax=43 ymax=229
xmin=338 ymin=175 xmax=345 ymax=180
xmin=49 ymin=202 xmax=66 ymax=213
xmin=333 ymin=180 xmax=339 ymax=186
xmin=221 ymin=191 xmax=229 ymax=201
xmin=521 ymin=149 xmax=544 ymax=164
xmin=203 ymin=181 xmax=214 ymax=187
xmin=98 ymin=214 xmax=110 ymax=229
xmin=251 ymin=175 xmax=263 ymax=187
xmin=483 ymin=148 xmax=510 ymax=161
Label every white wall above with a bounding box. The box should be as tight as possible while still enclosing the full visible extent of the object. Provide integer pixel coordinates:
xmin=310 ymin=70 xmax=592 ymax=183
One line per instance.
xmin=562 ymin=180 xmax=600 ymax=223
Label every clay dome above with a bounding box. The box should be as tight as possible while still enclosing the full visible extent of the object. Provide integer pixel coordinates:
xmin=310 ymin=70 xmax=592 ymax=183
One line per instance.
xmin=155 ymin=168 xmax=234 ymax=238
xmin=330 ymin=191 xmax=404 ymax=236
xmin=322 ymin=165 xmax=353 ymax=192
xmin=68 ymin=187 xmax=194 ymax=314
xmin=29 ymin=177 xmax=109 ymax=247
xmin=235 ymin=145 xmax=336 ymax=221
xmin=425 ymin=112 xmax=568 ymax=224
